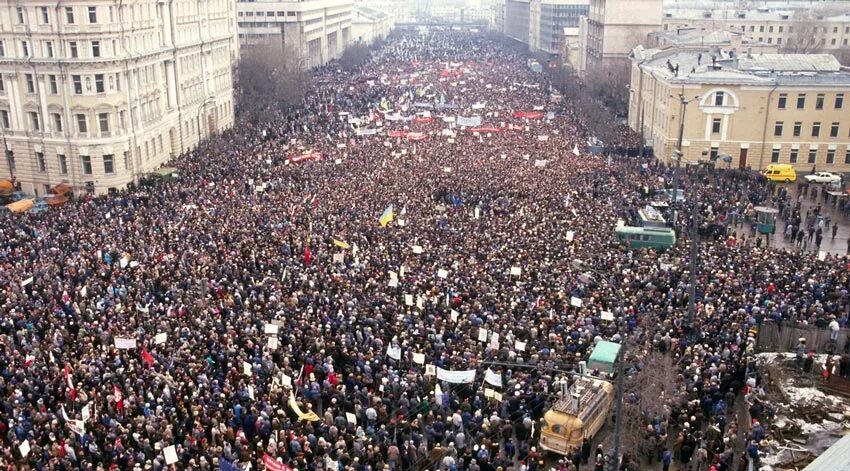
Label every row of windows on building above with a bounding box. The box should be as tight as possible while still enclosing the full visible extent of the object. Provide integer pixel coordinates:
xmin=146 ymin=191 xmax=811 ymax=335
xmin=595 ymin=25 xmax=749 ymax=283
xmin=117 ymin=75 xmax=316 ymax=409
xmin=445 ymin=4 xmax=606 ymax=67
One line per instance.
xmin=12 ymin=5 xmax=100 ymax=26
xmin=768 ymin=147 xmax=850 ymax=165
xmin=0 ymin=38 xmax=111 ymax=59
xmin=8 ymin=3 xmax=171 ymax=27
xmin=0 ymin=109 xmax=122 ymax=136
xmin=778 ymin=92 xmax=844 ymax=111
xmin=772 ymin=120 xmax=850 ymax=139
xmin=3 ymin=72 xmax=120 ymax=96
xmin=8 ymin=150 xmax=130 ymax=178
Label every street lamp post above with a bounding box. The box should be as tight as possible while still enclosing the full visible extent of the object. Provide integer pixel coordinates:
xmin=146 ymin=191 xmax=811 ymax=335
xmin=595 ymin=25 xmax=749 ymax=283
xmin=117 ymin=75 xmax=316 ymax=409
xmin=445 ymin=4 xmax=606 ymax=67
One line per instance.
xmin=572 ymin=260 xmax=625 ymax=471
xmin=670 ymin=93 xmax=699 ymax=227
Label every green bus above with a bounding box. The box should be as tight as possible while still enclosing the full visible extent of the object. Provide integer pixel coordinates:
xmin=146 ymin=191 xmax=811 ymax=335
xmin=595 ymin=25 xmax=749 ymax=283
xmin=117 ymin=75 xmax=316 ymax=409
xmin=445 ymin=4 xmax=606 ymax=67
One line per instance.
xmin=614 ymin=225 xmax=676 ymax=250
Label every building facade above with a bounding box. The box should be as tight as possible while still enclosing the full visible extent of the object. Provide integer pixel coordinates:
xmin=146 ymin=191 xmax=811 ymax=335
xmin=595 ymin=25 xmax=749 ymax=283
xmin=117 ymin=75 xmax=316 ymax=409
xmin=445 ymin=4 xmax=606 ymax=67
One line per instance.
xmin=236 ymin=0 xmax=353 ymax=68
xmin=504 ymin=0 xmax=588 ymax=55
xmin=0 ymin=0 xmax=237 ymax=195
xmin=661 ymin=5 xmax=850 ymax=52
xmin=578 ymin=0 xmax=662 ymax=73
xmin=629 ymin=47 xmax=850 ymax=174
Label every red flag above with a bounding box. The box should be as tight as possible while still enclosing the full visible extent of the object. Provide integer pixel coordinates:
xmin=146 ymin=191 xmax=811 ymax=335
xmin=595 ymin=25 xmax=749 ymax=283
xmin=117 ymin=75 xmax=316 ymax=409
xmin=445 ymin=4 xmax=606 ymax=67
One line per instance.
xmin=303 ymin=245 xmax=312 ymax=266
xmin=141 ymin=349 xmax=154 ymax=368
xmin=64 ymin=364 xmax=76 ymax=401
xmin=25 ymin=354 xmax=36 ymax=368
xmin=114 ymin=385 xmax=124 ymax=411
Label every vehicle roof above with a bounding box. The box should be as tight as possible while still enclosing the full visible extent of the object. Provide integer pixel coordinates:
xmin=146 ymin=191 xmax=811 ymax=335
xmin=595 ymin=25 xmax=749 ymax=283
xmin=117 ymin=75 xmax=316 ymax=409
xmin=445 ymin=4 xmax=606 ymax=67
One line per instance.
xmin=615 ymin=226 xmax=675 ymax=234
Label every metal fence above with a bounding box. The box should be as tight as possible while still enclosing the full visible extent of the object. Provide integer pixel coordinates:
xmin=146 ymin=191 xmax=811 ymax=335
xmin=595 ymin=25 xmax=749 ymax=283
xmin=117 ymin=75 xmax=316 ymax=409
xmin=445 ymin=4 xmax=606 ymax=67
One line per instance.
xmin=756 ymin=320 xmax=850 ymax=353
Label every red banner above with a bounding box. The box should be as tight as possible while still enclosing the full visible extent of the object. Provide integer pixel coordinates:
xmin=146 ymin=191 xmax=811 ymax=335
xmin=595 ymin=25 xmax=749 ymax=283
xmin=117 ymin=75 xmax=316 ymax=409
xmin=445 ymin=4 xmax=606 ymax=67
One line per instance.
xmin=288 ymin=152 xmax=323 ymax=164
xmin=263 ymin=454 xmax=292 ymax=471
xmin=468 ymin=127 xmax=503 ymax=133
xmin=414 ymin=117 xmax=433 ymax=124
xmin=513 ymin=111 xmax=544 ymax=119
xmin=406 ymin=132 xmax=428 ymax=141
xmin=388 ymin=130 xmax=407 ymax=138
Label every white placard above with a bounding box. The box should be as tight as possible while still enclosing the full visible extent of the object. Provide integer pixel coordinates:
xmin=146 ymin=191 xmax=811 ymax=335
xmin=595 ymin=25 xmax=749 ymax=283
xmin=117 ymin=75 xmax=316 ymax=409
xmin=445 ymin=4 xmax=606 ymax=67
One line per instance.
xmin=437 ymin=269 xmax=449 ymax=279
xmin=163 ymin=445 xmax=178 ymax=465
xmin=405 ymin=294 xmax=414 ymax=306
xmin=346 ymin=412 xmax=357 ymax=424
xmin=451 ymin=310 xmax=459 ymax=322
xmin=333 ymin=253 xmax=345 ymax=264
xmin=389 ymin=271 xmax=398 ymax=280
xmin=243 ymin=361 xmax=252 ymax=376
xmin=412 ymin=245 xmax=423 ymax=254
xmin=478 ymin=328 xmax=488 ymax=342
xmin=515 ymin=340 xmax=526 ymax=351
xmin=510 ymin=266 xmax=522 ymax=276
xmin=566 ymin=231 xmax=575 ymax=242
xmin=398 ymin=218 xmax=406 ymax=227
xmin=601 ymin=310 xmax=614 ymax=321
xmin=81 ymin=403 xmax=91 ymax=422
xmin=248 ymin=385 xmax=255 ymax=400
xmin=388 ymin=279 xmax=399 ymax=288
xmin=154 ymin=332 xmax=167 ymax=345
xmin=818 ymin=251 xmax=827 ymax=261
xmin=570 ymin=297 xmax=583 ymax=307
xmin=268 ymin=337 xmax=279 ymax=350
xmin=21 ymin=276 xmax=34 ymax=287
xmin=264 ymin=324 xmax=279 ymax=335
xmin=282 ymin=373 xmax=292 ymax=388
xmin=425 ymin=364 xmax=436 ymax=376
xmin=416 ymin=296 xmax=425 ymax=310
xmin=114 ymin=338 xmax=137 ymax=349
xmin=413 ymin=352 xmax=425 ymax=364
xmin=19 ymin=439 xmax=31 ymax=458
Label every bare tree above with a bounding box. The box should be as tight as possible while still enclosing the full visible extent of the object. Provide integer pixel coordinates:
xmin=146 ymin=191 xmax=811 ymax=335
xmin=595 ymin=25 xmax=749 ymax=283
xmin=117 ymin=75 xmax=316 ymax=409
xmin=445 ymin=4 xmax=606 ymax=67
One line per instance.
xmin=783 ymin=7 xmax=845 ymax=54
xmin=339 ymin=43 xmax=372 ymax=71
xmin=619 ymin=350 xmax=679 ymax=460
xmin=584 ymin=61 xmax=630 ymax=118
xmin=237 ymin=41 xmax=312 ymax=123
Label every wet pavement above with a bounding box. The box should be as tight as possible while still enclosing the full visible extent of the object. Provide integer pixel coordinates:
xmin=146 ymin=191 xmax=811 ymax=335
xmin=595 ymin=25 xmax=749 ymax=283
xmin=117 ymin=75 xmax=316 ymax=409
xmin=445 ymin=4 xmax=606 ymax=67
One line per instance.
xmin=736 ymin=182 xmax=850 ymax=256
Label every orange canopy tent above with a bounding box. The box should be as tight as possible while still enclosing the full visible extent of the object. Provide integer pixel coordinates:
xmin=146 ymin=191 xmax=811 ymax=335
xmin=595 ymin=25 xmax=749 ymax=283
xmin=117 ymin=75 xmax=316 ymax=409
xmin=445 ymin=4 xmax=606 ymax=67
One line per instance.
xmin=6 ymin=199 xmax=33 ymax=213
xmin=0 ymin=180 xmax=13 ymax=197
xmin=50 ymin=183 xmax=72 ymax=196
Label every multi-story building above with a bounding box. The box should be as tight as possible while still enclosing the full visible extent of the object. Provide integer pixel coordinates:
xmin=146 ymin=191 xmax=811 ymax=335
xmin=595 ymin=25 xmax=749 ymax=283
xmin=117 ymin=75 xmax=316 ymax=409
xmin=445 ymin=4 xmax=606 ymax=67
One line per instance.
xmin=493 ymin=0 xmax=506 ymax=33
xmin=661 ymin=5 xmax=850 ymax=52
xmin=629 ymin=46 xmax=850 ymax=173
xmin=504 ymin=0 xmax=589 ymax=55
xmin=236 ymin=0 xmax=353 ymax=68
xmin=577 ymin=0 xmax=662 ymax=73
xmin=352 ymin=5 xmax=394 ymax=45
xmin=0 ymin=0 xmax=238 ymax=195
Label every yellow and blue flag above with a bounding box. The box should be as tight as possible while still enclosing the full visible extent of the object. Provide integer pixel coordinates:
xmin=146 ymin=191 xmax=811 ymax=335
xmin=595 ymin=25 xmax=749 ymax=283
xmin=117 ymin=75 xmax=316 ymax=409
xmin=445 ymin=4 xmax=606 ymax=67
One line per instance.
xmin=332 ymin=238 xmax=350 ymax=249
xmin=379 ymin=205 xmax=394 ymax=227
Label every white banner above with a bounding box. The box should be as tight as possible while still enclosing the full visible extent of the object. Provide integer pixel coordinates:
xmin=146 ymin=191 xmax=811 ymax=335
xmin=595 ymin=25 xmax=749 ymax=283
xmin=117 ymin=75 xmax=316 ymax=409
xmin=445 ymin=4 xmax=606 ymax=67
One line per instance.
xmin=484 ymin=368 xmax=503 ymax=388
xmin=387 ymin=345 xmax=402 ymax=361
xmin=436 ymin=367 xmax=476 ymax=384
xmin=114 ymin=338 xmax=137 ymax=349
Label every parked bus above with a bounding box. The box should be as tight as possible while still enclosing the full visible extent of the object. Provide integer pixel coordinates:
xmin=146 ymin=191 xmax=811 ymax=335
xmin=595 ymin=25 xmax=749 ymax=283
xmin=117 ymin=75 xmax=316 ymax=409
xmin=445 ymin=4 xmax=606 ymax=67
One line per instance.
xmin=614 ymin=225 xmax=676 ymax=250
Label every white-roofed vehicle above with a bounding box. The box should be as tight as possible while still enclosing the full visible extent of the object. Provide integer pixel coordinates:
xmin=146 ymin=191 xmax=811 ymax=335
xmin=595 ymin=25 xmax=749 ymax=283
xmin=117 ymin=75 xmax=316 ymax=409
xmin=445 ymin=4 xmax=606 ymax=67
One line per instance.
xmin=804 ymin=172 xmax=842 ymax=184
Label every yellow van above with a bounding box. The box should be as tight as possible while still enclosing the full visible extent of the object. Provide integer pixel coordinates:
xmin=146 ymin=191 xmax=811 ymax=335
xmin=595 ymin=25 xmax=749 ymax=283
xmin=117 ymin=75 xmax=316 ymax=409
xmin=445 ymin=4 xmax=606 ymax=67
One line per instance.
xmin=763 ymin=164 xmax=796 ymax=183
xmin=540 ymin=377 xmax=614 ymax=455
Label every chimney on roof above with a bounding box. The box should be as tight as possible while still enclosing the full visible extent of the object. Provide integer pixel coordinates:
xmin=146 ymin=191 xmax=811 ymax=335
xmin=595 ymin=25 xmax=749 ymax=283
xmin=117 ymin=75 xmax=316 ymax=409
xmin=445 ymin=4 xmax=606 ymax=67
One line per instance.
xmin=730 ymin=33 xmax=743 ymax=55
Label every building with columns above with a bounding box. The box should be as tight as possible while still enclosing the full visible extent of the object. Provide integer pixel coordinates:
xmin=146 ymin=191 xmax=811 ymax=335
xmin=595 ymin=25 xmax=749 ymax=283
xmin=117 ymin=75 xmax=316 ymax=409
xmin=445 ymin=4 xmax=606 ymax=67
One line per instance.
xmin=0 ymin=0 xmax=238 ymax=195
xmin=629 ymin=45 xmax=850 ymax=173
xmin=236 ymin=0 xmax=353 ymax=68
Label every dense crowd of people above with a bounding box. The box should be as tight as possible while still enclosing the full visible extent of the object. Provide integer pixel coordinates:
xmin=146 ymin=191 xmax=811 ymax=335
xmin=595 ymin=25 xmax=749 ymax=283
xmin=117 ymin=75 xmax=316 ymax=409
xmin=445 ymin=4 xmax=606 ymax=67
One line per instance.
xmin=1 ymin=31 xmax=849 ymax=471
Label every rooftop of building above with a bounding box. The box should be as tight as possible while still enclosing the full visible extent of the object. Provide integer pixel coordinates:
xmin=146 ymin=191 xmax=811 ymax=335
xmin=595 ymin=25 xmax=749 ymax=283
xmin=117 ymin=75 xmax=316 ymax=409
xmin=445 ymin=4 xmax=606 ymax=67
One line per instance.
xmin=662 ymin=5 xmax=850 ymax=23
xmin=354 ymin=4 xmax=390 ymax=22
xmin=632 ymin=45 xmax=850 ymax=86
xmin=648 ymin=27 xmax=773 ymax=48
